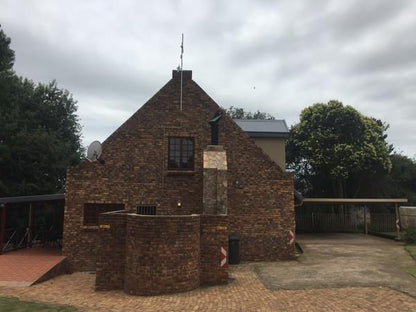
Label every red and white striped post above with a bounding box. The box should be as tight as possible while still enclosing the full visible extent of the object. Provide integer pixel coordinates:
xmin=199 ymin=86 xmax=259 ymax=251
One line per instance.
xmin=288 ymin=229 xmax=295 ymax=245
xmin=395 ymin=203 xmax=401 ymax=240
xmin=220 ymin=246 xmax=228 ymax=267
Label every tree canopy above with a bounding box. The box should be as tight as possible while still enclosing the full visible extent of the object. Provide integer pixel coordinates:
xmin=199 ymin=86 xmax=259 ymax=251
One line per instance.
xmin=287 ymin=100 xmax=392 ymax=198
xmin=0 ymin=26 xmax=14 ymax=71
xmin=225 ymin=106 xmax=275 ymax=120
xmin=380 ymin=154 xmax=416 ymax=204
xmin=0 ymin=26 xmax=83 ymax=197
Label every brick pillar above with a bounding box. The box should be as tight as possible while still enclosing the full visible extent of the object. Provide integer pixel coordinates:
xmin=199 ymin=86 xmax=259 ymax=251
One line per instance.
xmin=96 ymin=212 xmax=127 ymax=291
xmin=201 ymin=145 xmax=229 ymax=285
xmin=200 ymin=215 xmax=228 ymax=284
xmin=203 ymin=145 xmax=227 ymax=215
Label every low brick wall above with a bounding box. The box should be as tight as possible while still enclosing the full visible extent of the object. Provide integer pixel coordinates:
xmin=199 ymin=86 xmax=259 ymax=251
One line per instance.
xmin=95 ymin=212 xmax=229 ymax=295
xmin=124 ymin=215 xmax=200 ymax=295
xmin=228 ymin=179 xmax=295 ymax=261
xmin=200 ymin=215 xmax=228 ymax=284
xmin=96 ymin=211 xmax=127 ymax=290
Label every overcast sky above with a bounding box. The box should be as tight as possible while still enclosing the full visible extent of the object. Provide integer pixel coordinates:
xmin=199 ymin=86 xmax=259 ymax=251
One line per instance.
xmin=1 ymin=0 xmax=415 ymax=157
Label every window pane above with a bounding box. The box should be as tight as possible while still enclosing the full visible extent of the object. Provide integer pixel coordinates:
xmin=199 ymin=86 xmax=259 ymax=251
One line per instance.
xmin=168 ymin=137 xmax=194 ymax=170
xmin=83 ymin=203 xmax=124 ymax=225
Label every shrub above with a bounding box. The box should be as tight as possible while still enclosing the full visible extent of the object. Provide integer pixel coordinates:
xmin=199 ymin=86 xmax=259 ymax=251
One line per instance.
xmin=405 ymin=226 xmax=416 ymax=244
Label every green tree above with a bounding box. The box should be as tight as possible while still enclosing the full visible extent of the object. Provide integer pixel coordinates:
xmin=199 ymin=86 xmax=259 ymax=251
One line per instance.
xmin=287 ymin=100 xmax=392 ymax=198
xmin=0 ymin=26 xmax=83 ymax=196
xmin=225 ymin=106 xmax=275 ymax=120
xmin=382 ymin=154 xmax=416 ymax=204
xmin=0 ymin=26 xmax=14 ymax=71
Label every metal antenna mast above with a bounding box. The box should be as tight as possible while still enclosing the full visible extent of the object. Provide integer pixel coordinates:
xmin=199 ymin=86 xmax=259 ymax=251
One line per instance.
xmin=180 ymin=34 xmax=184 ymax=111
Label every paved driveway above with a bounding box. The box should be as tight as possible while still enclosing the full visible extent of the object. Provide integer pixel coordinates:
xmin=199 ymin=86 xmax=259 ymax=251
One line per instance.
xmin=1 ymin=234 xmax=416 ymax=311
xmin=256 ymin=233 xmax=416 ymax=297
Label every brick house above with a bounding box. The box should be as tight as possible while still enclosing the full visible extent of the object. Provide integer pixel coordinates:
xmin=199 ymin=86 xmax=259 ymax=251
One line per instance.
xmin=63 ymin=70 xmax=295 ymax=295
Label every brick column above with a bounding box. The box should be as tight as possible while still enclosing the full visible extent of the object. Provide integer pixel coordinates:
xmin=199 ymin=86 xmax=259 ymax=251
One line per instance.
xmin=200 ymin=215 xmax=228 ymax=284
xmin=96 ymin=212 xmax=127 ymax=291
xmin=203 ymin=145 xmax=227 ymax=215
xmin=201 ymin=145 xmax=229 ymax=285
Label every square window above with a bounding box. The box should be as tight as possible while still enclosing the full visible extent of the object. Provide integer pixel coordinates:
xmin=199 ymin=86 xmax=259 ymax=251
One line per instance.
xmin=168 ymin=137 xmax=194 ymax=170
xmin=83 ymin=203 xmax=124 ymax=226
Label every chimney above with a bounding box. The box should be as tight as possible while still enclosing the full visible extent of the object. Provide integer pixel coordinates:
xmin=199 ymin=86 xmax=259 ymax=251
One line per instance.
xmin=203 ymin=145 xmax=227 ymax=215
xmin=172 ymin=70 xmax=192 ymax=80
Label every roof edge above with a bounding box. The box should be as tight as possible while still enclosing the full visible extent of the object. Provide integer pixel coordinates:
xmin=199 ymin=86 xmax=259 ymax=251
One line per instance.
xmin=0 ymin=193 xmax=65 ymax=204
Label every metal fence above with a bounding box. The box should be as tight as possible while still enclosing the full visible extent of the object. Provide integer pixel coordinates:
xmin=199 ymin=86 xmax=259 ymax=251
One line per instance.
xmin=296 ymin=211 xmax=396 ymax=233
xmin=2 ymin=225 xmax=62 ymax=253
xmin=369 ymin=213 xmax=396 ymax=232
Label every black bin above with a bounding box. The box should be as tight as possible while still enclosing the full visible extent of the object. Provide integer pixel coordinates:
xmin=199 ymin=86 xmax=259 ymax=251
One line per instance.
xmin=228 ymin=234 xmax=240 ymax=265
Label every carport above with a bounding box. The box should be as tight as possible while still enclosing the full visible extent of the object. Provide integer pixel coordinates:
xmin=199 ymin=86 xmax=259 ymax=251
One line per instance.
xmin=0 ymin=194 xmax=64 ymax=254
xmin=296 ymin=198 xmax=408 ymax=239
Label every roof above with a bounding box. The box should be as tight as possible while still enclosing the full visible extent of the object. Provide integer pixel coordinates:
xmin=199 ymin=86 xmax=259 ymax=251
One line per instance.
xmin=233 ymin=119 xmax=289 ymax=138
xmin=0 ymin=193 xmax=65 ymax=205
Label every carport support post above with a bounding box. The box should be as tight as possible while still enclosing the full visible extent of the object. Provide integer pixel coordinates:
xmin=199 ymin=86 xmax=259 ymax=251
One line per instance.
xmin=0 ymin=204 xmax=6 ymax=254
xmin=395 ymin=203 xmax=400 ymax=241
xmin=364 ymin=206 xmax=368 ymax=235
xmin=28 ymin=203 xmax=33 ymax=244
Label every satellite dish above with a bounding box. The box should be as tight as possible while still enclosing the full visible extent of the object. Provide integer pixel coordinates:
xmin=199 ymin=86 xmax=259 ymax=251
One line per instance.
xmin=87 ymin=141 xmax=102 ymax=162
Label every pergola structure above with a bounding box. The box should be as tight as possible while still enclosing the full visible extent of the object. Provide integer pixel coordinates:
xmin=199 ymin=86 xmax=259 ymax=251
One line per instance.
xmin=0 ymin=194 xmax=64 ymax=254
xmin=298 ymin=198 xmax=408 ymax=239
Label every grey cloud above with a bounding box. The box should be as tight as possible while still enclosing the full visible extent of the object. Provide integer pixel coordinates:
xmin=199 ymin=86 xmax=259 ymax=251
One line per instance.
xmin=348 ymin=35 xmax=416 ymax=75
xmin=316 ymin=1 xmax=409 ymax=40
xmin=1 ymin=0 xmax=415 ymax=157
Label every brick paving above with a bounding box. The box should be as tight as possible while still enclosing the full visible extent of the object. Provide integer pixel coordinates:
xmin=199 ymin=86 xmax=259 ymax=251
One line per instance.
xmin=0 ymin=264 xmax=416 ymax=311
xmin=0 ymin=247 xmax=65 ymax=286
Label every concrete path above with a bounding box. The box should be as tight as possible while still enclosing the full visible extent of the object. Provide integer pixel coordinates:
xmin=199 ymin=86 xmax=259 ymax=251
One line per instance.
xmin=256 ymin=233 xmax=416 ymax=297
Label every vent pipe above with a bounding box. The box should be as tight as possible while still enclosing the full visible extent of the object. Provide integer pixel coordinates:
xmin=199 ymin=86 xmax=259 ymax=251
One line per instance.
xmin=209 ymin=111 xmax=223 ymax=145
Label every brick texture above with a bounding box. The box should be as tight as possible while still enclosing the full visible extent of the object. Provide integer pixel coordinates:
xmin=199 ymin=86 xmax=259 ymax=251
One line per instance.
xmin=124 ymin=214 xmax=200 ymax=295
xmin=95 ymin=211 xmax=127 ymax=291
xmin=200 ymin=215 xmax=228 ymax=284
xmin=95 ymin=213 xmax=230 ymax=295
xmin=63 ymin=70 xmax=295 ymax=272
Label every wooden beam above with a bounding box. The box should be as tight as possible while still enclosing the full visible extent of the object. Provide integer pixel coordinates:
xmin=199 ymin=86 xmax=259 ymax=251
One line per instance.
xmin=364 ymin=206 xmax=367 ymax=235
xmin=28 ymin=203 xmax=33 ymax=244
xmin=302 ymin=198 xmax=408 ymax=205
xmin=0 ymin=205 xmax=6 ymax=255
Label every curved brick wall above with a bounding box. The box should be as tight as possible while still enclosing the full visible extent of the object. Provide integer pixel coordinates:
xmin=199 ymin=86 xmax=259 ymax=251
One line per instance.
xmin=124 ymin=215 xmax=200 ymax=295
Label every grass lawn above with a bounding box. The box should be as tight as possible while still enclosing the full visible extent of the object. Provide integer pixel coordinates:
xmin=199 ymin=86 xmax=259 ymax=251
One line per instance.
xmin=405 ymin=244 xmax=416 ymax=260
xmin=0 ymin=297 xmax=77 ymax=312
xmin=403 ymin=244 xmax=416 ymax=278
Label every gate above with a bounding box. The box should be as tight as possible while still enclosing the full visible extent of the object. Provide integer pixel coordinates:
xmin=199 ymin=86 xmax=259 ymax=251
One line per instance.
xmin=296 ymin=211 xmax=361 ymax=232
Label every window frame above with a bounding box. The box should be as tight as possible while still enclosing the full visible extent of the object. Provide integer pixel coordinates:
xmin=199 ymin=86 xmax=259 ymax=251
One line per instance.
xmin=168 ymin=137 xmax=195 ymax=171
xmin=83 ymin=203 xmax=125 ymax=226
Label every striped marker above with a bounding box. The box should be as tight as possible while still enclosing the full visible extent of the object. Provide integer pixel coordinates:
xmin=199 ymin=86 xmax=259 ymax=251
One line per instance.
xmin=288 ymin=230 xmax=295 ymax=245
xmin=220 ymin=246 xmax=228 ymax=267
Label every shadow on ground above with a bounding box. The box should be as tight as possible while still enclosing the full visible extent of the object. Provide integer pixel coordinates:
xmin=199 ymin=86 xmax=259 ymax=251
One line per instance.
xmin=255 ymin=233 xmax=416 ymax=297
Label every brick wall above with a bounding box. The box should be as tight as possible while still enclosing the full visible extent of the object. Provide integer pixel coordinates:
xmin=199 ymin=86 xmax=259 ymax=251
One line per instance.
xmin=124 ymin=215 xmax=200 ymax=295
xmin=95 ymin=211 xmax=127 ymax=290
xmin=63 ymin=70 xmax=295 ymax=271
xmin=200 ymin=215 xmax=228 ymax=284
xmin=95 ymin=212 xmax=228 ymax=295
